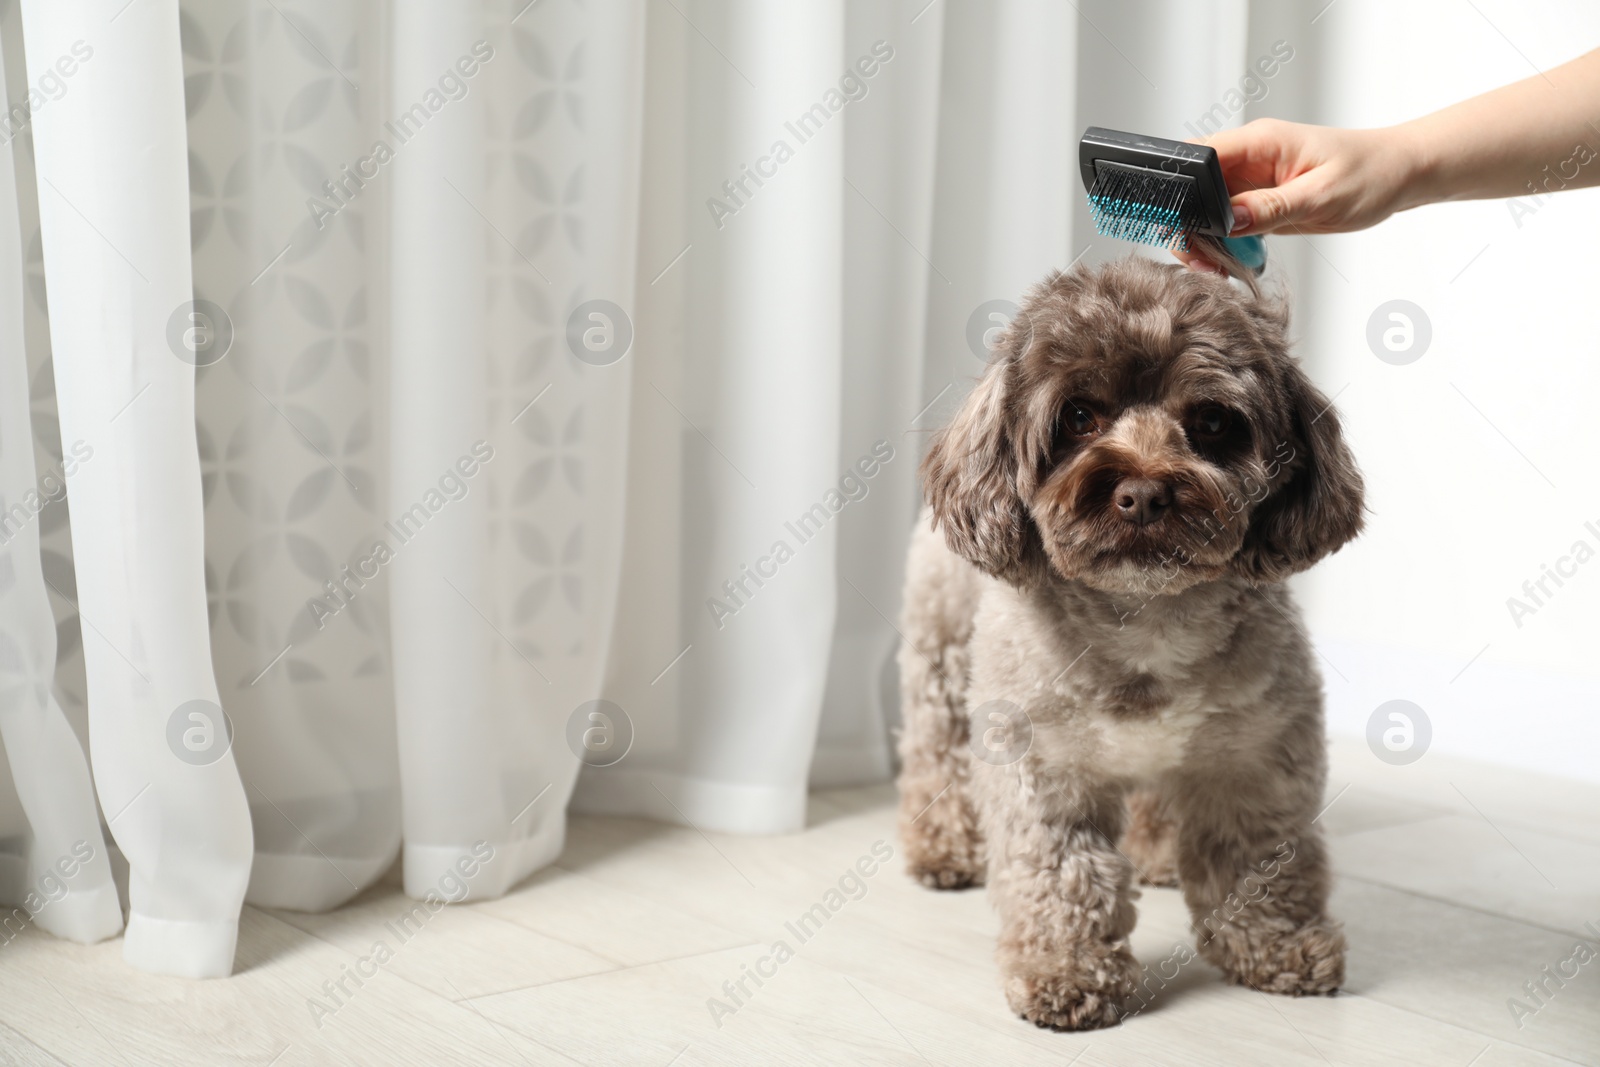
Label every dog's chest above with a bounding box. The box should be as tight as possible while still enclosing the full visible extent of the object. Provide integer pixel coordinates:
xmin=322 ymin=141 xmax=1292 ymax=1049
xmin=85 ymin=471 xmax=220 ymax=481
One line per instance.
xmin=1049 ymin=612 xmax=1226 ymax=780
xmin=1029 ymin=674 xmax=1212 ymax=782
xmin=1081 ymin=695 xmax=1211 ymax=780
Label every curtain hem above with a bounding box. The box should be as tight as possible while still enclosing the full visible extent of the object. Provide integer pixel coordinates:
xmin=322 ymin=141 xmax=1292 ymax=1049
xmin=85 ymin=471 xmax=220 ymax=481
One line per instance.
xmin=246 ymin=847 xmax=401 ymax=913
xmin=569 ymin=766 xmax=808 ymax=835
xmin=401 ymin=817 xmax=566 ymax=903
xmin=122 ymin=913 xmax=239 ymax=979
xmin=27 ymin=882 xmax=121 ymax=945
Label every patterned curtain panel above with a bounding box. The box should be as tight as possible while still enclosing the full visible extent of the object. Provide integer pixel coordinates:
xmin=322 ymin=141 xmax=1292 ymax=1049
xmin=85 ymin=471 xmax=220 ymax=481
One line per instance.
xmin=0 ymin=0 xmax=1211 ymax=978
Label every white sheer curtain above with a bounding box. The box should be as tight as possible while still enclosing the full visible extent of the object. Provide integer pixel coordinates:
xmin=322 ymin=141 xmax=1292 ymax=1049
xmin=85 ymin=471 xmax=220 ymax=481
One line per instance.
xmin=0 ymin=0 xmax=1251 ymax=978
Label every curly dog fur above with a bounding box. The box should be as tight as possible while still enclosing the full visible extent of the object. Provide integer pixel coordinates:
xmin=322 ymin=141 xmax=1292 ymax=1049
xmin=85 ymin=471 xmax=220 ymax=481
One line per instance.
xmin=896 ymin=257 xmax=1363 ymax=1030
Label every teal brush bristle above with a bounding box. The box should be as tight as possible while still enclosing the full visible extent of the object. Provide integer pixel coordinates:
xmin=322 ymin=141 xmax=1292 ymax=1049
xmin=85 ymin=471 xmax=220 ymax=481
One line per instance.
xmin=1086 ymin=167 xmax=1203 ymax=252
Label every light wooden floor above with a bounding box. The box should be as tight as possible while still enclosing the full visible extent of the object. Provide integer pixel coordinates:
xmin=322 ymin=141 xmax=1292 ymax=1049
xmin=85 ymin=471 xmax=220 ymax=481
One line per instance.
xmin=3 ymin=735 xmax=1598 ymax=1066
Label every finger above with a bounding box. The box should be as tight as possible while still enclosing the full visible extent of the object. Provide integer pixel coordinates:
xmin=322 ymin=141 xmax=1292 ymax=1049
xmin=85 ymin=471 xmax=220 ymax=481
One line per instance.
xmin=1226 ymin=171 xmax=1321 ymax=236
xmin=1170 ymin=247 xmax=1222 ymax=273
xmin=1212 ymin=117 xmax=1314 ymax=159
xmin=1196 ymin=121 xmax=1303 ymax=195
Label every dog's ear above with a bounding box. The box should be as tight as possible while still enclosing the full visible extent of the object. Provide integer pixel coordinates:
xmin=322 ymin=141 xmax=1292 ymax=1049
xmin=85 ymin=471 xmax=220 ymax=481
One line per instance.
xmin=920 ymin=357 xmax=1046 ymax=585
xmin=1236 ymin=362 xmax=1365 ymax=582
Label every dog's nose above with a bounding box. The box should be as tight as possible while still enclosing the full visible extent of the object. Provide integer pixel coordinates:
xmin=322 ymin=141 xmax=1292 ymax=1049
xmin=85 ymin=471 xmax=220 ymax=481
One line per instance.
xmin=1114 ymin=478 xmax=1172 ymax=526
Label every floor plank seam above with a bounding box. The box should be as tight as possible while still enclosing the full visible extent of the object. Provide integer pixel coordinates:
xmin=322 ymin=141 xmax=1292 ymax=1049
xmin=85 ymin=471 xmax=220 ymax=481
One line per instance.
xmin=1337 ymin=871 xmax=1595 ymax=940
xmin=254 ymin=905 xmax=632 ymax=1010
xmin=1323 ymin=811 xmax=1460 ymax=839
xmin=460 ymin=941 xmax=770 ymax=1004
xmin=1338 ymin=989 xmax=1590 ymax=1067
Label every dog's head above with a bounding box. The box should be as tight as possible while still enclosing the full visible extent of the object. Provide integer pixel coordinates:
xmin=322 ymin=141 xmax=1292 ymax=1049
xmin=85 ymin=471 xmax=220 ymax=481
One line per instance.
xmin=922 ymin=257 xmax=1363 ymax=595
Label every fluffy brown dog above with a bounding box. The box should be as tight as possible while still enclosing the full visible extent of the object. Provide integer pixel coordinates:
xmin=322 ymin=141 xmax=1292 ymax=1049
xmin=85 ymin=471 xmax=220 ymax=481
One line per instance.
xmin=897 ymin=256 xmax=1363 ymax=1030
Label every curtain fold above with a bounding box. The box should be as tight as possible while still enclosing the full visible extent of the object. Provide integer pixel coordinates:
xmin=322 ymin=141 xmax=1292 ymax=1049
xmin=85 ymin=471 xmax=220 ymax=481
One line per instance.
xmin=0 ymin=13 xmax=121 ymax=953
xmin=21 ymin=0 xmax=252 ymax=978
xmin=810 ymin=0 xmax=943 ymax=790
xmin=386 ymin=0 xmax=512 ymax=900
xmin=576 ymin=0 xmax=851 ymax=834
xmin=194 ymin=0 xmax=404 ymax=917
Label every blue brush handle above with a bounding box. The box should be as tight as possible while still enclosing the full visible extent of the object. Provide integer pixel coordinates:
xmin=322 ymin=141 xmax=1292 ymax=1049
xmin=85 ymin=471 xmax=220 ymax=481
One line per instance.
xmin=1222 ymin=235 xmax=1266 ymax=274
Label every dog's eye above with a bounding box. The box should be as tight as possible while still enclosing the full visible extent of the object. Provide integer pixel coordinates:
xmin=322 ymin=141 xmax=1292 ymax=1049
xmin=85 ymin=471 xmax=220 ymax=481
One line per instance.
xmin=1062 ymin=401 xmax=1099 ymax=437
xmin=1193 ymin=405 xmax=1231 ymax=437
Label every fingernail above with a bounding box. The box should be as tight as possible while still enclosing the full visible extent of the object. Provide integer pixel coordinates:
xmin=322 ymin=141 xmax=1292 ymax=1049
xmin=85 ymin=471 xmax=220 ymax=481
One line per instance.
xmin=1186 ymin=258 xmax=1222 ymax=274
xmin=1231 ymin=202 xmax=1253 ymax=232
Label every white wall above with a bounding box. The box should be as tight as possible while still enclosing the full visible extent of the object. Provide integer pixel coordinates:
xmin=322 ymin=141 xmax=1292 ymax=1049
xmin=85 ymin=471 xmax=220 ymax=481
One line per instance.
xmin=1281 ymin=1 xmax=1600 ymax=779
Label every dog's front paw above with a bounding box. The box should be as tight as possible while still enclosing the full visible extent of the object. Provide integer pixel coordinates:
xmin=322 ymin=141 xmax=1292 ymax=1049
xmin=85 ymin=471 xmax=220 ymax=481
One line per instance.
xmin=1204 ymin=919 xmax=1345 ymax=996
xmin=1002 ymin=946 xmax=1139 ymax=1031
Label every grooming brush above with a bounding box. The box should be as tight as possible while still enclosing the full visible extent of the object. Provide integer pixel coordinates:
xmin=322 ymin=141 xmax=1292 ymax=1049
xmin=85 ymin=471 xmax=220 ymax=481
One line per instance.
xmin=1078 ymin=126 xmax=1266 ymax=275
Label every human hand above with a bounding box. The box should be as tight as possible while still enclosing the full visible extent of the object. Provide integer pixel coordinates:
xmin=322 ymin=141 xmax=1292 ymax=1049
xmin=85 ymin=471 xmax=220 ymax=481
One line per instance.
xmin=1176 ymin=119 xmax=1419 ymax=272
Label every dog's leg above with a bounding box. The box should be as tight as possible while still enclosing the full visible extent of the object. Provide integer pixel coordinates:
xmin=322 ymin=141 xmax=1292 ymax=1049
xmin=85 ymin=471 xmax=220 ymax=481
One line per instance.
xmin=895 ymin=512 xmax=986 ymax=889
xmin=895 ymin=636 xmax=984 ymax=888
xmin=980 ymin=774 xmax=1140 ymax=1030
xmin=1120 ymin=788 xmax=1179 ymax=887
xmin=1176 ymin=783 xmax=1344 ymax=996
